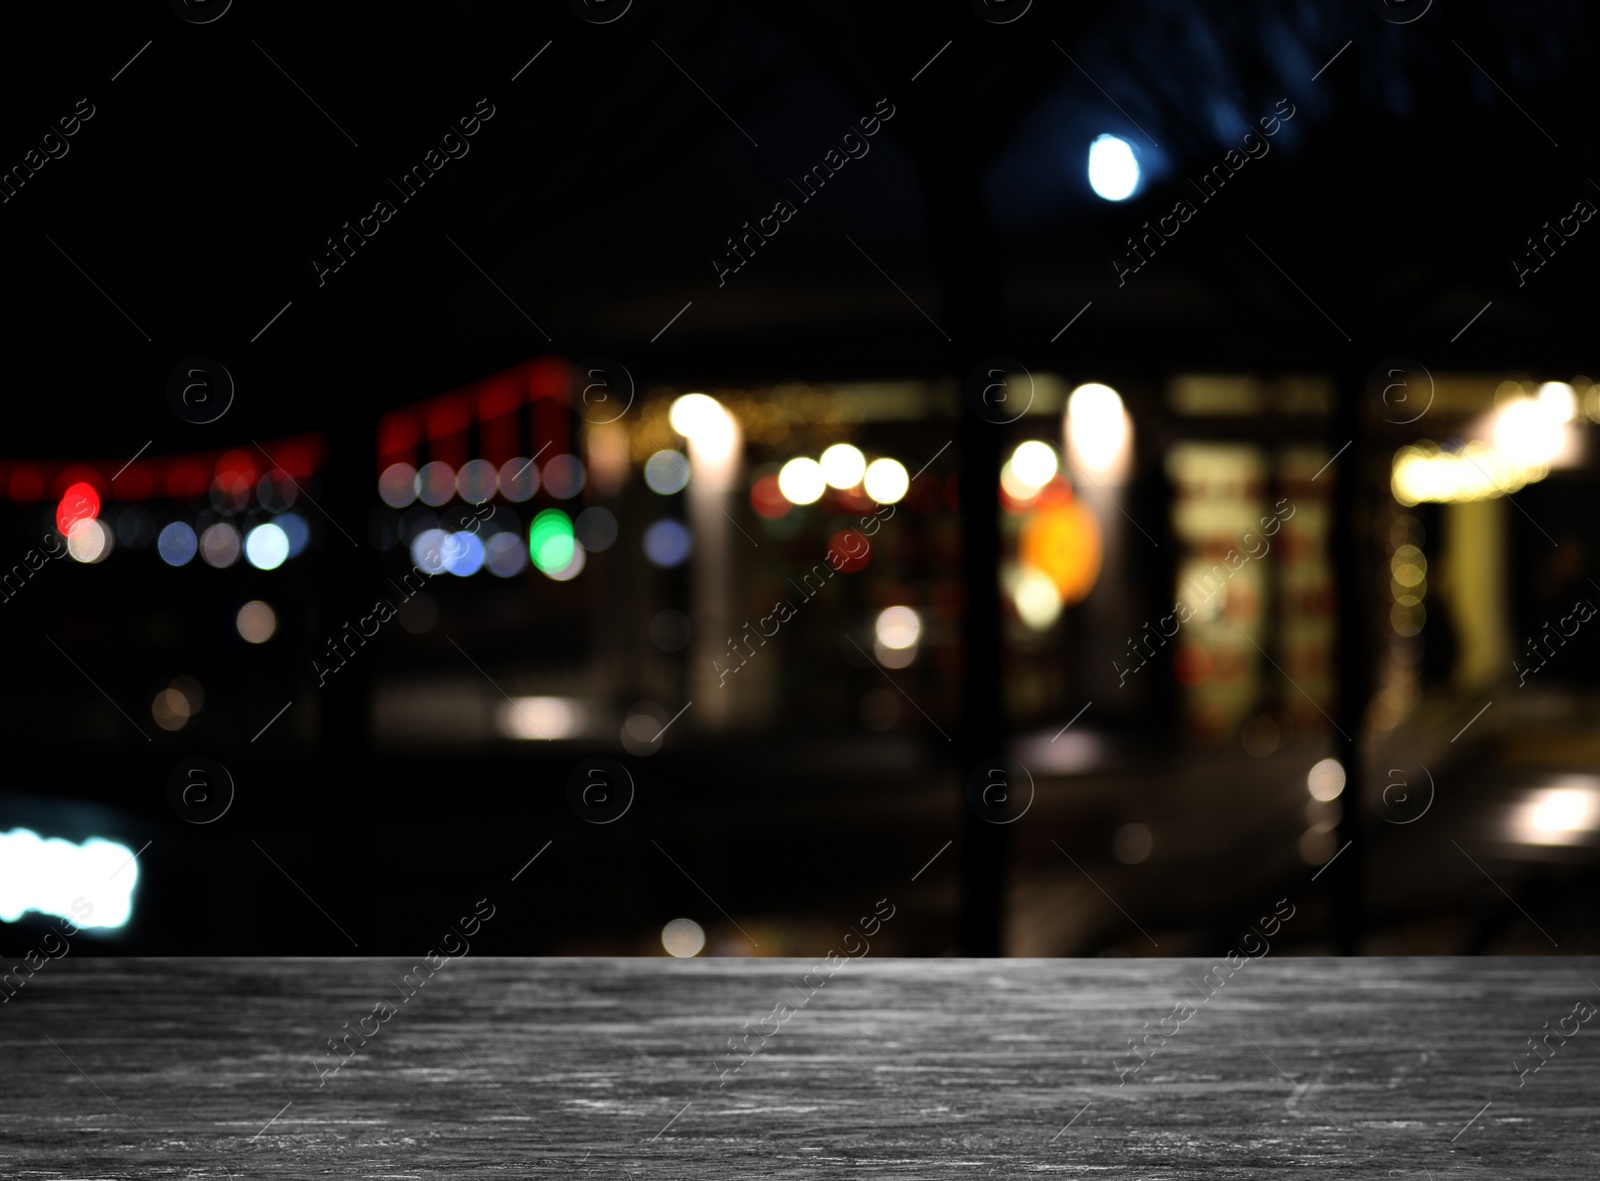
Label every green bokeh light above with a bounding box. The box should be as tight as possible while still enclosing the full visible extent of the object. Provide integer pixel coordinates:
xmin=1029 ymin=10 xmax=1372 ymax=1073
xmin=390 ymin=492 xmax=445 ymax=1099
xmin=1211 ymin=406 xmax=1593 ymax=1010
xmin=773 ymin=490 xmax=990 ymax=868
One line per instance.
xmin=530 ymin=509 xmax=575 ymax=574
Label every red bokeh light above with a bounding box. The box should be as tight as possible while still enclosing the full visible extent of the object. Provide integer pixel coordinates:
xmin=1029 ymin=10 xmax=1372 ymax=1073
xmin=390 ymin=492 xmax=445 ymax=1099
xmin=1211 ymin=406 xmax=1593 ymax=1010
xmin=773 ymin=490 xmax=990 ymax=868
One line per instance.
xmin=826 ymin=528 xmax=871 ymax=574
xmin=56 ymin=481 xmax=100 ymax=535
xmin=215 ymin=449 xmax=259 ymax=485
xmin=750 ymin=473 xmax=789 ymax=519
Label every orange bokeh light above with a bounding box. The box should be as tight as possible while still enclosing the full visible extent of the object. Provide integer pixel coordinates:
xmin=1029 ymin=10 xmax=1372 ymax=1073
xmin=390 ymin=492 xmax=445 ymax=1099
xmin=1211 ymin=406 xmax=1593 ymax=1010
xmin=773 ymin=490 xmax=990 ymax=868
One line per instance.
xmin=1019 ymin=500 xmax=1102 ymax=605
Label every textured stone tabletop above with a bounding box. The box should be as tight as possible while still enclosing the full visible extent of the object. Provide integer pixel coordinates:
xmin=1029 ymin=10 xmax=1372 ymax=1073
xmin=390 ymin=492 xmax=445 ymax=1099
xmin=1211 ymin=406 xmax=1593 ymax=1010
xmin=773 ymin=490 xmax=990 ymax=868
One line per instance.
xmin=1 ymin=957 xmax=1595 ymax=1177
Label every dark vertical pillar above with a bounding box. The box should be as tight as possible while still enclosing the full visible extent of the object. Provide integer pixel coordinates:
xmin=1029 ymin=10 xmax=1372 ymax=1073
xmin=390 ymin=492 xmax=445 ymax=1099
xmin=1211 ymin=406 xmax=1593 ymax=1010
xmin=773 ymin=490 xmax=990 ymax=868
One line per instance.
xmin=1329 ymin=368 xmax=1371 ymax=953
xmin=313 ymin=268 xmax=386 ymax=951
xmin=957 ymin=381 xmax=1006 ymax=957
xmin=913 ymin=138 xmax=1006 ymax=956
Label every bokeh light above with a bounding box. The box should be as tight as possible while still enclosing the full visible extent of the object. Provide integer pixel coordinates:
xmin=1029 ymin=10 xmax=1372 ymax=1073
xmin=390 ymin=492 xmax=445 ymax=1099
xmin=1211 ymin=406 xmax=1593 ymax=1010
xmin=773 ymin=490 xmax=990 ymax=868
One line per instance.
xmin=56 ymin=481 xmax=100 ymax=535
xmin=1013 ymin=567 xmax=1063 ymax=630
xmin=669 ymin=393 xmax=723 ymax=438
xmin=661 ymin=917 xmax=706 ymax=957
xmin=645 ymin=450 xmax=691 ymax=495
xmin=530 ymin=509 xmax=577 ymax=575
xmin=1019 ymin=501 xmax=1102 ymax=604
xmin=643 ymin=518 xmax=692 ymax=568
xmin=1000 ymin=458 xmax=1043 ymax=504
xmin=411 ymin=527 xmax=450 ymax=575
xmin=499 ymin=457 xmax=539 ymax=501
xmin=378 ymin=463 xmax=418 ymax=508
xmin=0 ymin=829 xmax=137 ymax=928
xmin=862 ymin=458 xmax=909 ymax=505
xmin=1010 ymin=440 xmax=1059 ymax=488
xmin=456 ymin=459 xmax=498 ymax=504
xmin=875 ymin=606 xmax=921 ymax=650
xmin=1307 ymin=758 xmax=1347 ymax=802
xmin=669 ymin=393 xmax=739 ymax=462
xmin=157 ymin=521 xmax=198 ymax=566
xmin=244 ymin=523 xmax=290 ymax=570
xmin=544 ymin=541 xmax=587 ymax=582
xmin=751 ymin=473 xmax=790 ymax=519
xmin=1537 ymin=381 xmax=1578 ymax=423
xmin=485 ymin=531 xmax=528 ymax=577
xmin=151 ymin=678 xmax=201 ymax=731
xmin=1088 ymin=133 xmax=1139 ymax=201
xmin=1512 ymin=783 xmax=1600 ymax=845
xmin=417 ymin=461 xmax=456 ymax=507
xmin=66 ymin=518 xmax=110 ymax=563
xmin=276 ymin=512 xmax=310 ymax=557
xmin=443 ymin=530 xmax=486 ymax=576
xmin=1492 ymin=396 xmax=1566 ymax=468
xmin=199 ymin=522 xmax=242 ymax=568
xmin=236 ymin=600 xmax=277 ymax=643
xmin=777 ymin=457 xmax=826 ymax=505
xmin=1067 ymin=383 xmax=1129 ymax=473
xmin=542 ymin=455 xmax=587 ymax=500
xmin=820 ymin=443 xmax=866 ymax=490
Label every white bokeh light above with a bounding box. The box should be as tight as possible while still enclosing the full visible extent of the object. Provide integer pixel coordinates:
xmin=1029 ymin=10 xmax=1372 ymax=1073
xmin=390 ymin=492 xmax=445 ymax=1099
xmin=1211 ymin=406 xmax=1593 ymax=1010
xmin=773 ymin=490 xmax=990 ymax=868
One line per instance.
xmin=1512 ymin=782 xmax=1600 ymax=846
xmin=1307 ymin=758 xmax=1347 ymax=802
xmin=1010 ymin=440 xmax=1059 ymax=489
xmin=1088 ymin=134 xmax=1140 ymax=201
xmin=66 ymin=518 xmax=110 ymax=563
xmin=1492 ymin=397 xmax=1566 ymax=468
xmin=778 ymin=457 xmax=826 ymax=505
xmin=661 ymin=917 xmax=707 ymax=957
xmin=862 ymin=458 xmax=909 ymax=504
xmin=820 ymin=443 xmax=867 ymax=490
xmin=1014 ymin=568 xmax=1063 ymax=630
xmin=244 ymin=522 xmax=290 ymax=570
xmin=875 ymin=606 xmax=921 ymax=650
xmin=1067 ymin=382 xmax=1130 ymax=475
xmin=669 ymin=394 xmax=738 ymax=463
xmin=0 ymin=828 xmax=136 ymax=928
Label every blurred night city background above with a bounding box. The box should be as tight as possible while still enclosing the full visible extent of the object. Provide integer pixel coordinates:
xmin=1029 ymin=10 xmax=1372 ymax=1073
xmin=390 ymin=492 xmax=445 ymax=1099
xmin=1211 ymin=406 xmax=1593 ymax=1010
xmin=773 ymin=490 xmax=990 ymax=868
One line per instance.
xmin=2 ymin=0 xmax=1598 ymax=960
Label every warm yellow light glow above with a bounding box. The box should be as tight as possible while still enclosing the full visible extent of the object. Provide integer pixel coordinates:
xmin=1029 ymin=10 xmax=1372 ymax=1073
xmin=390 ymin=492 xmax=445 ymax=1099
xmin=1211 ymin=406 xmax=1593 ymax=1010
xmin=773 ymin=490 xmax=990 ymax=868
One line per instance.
xmin=1537 ymin=381 xmax=1578 ymax=423
xmin=1066 ymin=383 xmax=1129 ymax=474
xmin=863 ymin=458 xmax=909 ymax=504
xmin=498 ymin=696 xmax=586 ymax=740
xmin=1493 ymin=397 xmax=1566 ymax=468
xmin=819 ymin=443 xmax=867 ymax=490
xmin=1307 ymin=758 xmax=1346 ymax=801
xmin=670 ymin=394 xmax=737 ymax=465
xmin=236 ymin=600 xmax=277 ymax=644
xmin=875 ymin=606 xmax=921 ymax=650
xmin=661 ymin=918 xmax=706 ymax=957
xmin=1511 ymin=783 xmax=1600 ymax=846
xmin=1391 ymin=441 xmax=1538 ymax=505
xmin=1014 ymin=567 xmax=1063 ymax=630
xmin=669 ymin=393 xmax=721 ymax=437
xmin=1010 ymin=440 xmax=1059 ymax=488
xmin=1392 ymin=545 xmax=1426 ymax=588
xmin=777 ymin=457 xmax=826 ymax=505
xmin=999 ymin=459 xmax=1040 ymax=504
